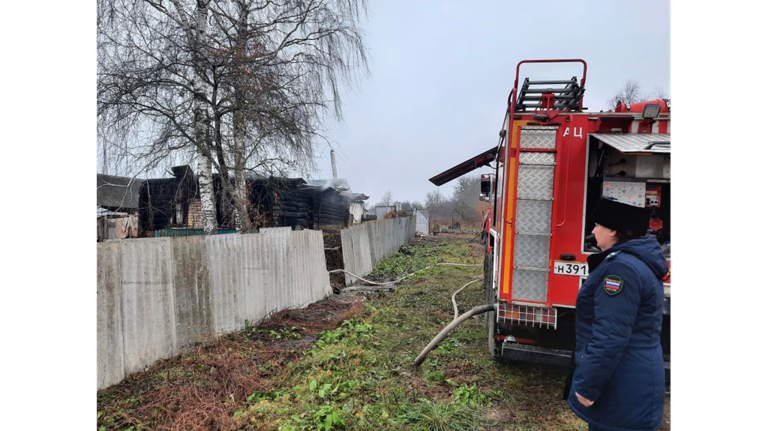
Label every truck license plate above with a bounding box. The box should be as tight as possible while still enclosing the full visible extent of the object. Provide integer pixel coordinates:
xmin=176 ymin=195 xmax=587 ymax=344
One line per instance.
xmin=553 ymin=261 xmax=588 ymax=276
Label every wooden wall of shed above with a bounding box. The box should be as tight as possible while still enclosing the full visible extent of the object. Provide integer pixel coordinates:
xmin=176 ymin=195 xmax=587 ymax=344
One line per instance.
xmin=307 ymin=188 xmax=349 ymax=229
xmin=249 ymin=179 xmax=312 ymax=228
xmin=138 ymin=177 xmax=197 ymax=234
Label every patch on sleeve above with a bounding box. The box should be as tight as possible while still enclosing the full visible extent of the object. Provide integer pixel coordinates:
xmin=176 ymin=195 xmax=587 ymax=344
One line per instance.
xmin=603 ymin=275 xmax=624 ymax=296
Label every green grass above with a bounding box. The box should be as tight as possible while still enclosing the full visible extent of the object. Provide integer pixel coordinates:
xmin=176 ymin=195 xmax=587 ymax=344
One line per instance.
xmin=98 ymin=237 xmax=586 ymax=431
xmin=396 ymin=398 xmax=482 ymax=431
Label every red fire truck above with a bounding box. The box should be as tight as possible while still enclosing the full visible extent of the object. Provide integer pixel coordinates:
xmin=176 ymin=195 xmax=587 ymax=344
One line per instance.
xmin=429 ymin=59 xmax=671 ymax=376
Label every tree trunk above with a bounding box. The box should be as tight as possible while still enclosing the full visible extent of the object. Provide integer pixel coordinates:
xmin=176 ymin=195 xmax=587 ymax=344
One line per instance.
xmin=232 ymin=0 xmax=252 ymax=233
xmin=194 ymin=0 xmax=217 ymax=235
xmin=233 ymin=112 xmax=251 ymax=232
xmin=211 ymin=115 xmax=250 ymax=233
xmin=197 ymin=151 xmax=216 ymax=234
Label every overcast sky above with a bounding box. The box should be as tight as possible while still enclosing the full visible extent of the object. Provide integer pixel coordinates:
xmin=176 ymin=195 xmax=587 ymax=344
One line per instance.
xmin=311 ymin=0 xmax=671 ymax=205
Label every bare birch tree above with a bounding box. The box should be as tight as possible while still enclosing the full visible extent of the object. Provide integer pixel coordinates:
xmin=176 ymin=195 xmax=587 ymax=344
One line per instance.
xmin=98 ymin=0 xmax=369 ymax=234
xmin=208 ymin=0 xmax=369 ymax=231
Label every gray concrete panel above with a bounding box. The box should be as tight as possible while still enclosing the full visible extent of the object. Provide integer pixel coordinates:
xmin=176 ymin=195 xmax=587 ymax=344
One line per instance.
xmin=171 ymin=236 xmax=213 ymax=348
xmin=97 ymin=243 xmax=124 ymax=390
xmin=206 ymin=234 xmax=245 ymax=334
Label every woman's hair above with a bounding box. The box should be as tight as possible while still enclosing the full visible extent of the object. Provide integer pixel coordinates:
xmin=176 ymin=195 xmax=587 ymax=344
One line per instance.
xmin=615 ymin=230 xmax=640 ymax=241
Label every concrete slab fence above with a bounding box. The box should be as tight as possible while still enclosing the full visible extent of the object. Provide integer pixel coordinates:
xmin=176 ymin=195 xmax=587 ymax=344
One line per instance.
xmin=97 ymin=218 xmax=417 ymax=391
xmin=97 ymin=227 xmax=331 ymax=390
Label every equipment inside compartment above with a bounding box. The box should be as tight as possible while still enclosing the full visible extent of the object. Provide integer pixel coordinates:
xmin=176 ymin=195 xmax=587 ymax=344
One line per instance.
xmin=583 ymin=137 xmax=670 ymax=257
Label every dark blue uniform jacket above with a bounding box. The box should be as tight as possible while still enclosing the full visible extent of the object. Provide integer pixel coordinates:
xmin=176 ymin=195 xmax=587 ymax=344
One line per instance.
xmin=567 ymin=237 xmax=668 ymax=431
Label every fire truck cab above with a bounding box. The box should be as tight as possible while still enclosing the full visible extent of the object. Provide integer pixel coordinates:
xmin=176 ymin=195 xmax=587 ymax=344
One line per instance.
xmin=429 ymin=59 xmax=671 ymax=377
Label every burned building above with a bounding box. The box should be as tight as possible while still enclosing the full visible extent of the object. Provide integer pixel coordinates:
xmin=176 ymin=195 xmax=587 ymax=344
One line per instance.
xmin=304 ymin=179 xmax=369 ymax=228
xmin=135 ymin=166 xmax=370 ymax=235
xmin=253 ymin=179 xmax=368 ymax=230
xmin=246 ymin=177 xmax=312 ymax=228
xmin=138 ymin=166 xmax=199 ymax=234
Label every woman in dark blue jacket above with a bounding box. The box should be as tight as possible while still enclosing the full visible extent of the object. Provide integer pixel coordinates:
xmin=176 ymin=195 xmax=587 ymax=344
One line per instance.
xmin=566 ymin=197 xmax=668 ymax=431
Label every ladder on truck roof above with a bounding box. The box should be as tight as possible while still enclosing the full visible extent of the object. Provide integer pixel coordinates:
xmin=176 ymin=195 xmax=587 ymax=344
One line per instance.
xmin=508 ymin=59 xmax=587 ymax=113
xmin=516 ymin=77 xmax=585 ymax=112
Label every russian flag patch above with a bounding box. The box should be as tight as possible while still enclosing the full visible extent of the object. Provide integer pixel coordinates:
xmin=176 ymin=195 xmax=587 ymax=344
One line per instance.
xmin=604 ymin=276 xmax=624 ymax=295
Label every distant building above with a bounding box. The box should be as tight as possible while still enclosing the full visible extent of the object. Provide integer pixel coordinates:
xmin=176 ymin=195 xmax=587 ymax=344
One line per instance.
xmin=97 ymin=174 xmax=143 ymax=240
xmin=375 ymin=206 xmax=395 ymax=220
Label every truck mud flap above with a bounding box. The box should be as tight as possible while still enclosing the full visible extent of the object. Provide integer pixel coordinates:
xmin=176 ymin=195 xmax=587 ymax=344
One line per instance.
xmin=500 ymin=342 xmax=572 ymax=367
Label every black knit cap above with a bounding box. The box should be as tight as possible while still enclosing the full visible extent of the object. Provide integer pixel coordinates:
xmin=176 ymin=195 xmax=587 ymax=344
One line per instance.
xmin=590 ymin=196 xmax=650 ymax=236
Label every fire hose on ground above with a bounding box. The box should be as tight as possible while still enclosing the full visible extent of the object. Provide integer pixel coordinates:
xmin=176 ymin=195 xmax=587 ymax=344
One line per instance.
xmin=329 ymin=262 xmax=492 ymax=366
xmin=328 ymin=263 xmax=482 ymax=290
xmin=413 ymin=303 xmax=495 ymax=366
xmin=413 ymin=277 xmax=493 ymax=366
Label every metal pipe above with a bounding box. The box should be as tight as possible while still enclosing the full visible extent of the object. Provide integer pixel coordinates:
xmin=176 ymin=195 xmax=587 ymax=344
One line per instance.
xmin=556 ymin=114 xmax=573 ymax=227
xmin=330 ymin=149 xmax=338 ymax=189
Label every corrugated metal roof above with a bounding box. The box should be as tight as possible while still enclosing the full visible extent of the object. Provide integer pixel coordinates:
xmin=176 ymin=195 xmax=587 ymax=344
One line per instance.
xmin=592 ymin=133 xmax=670 ymax=154
xmin=97 ymin=174 xmax=143 ymax=209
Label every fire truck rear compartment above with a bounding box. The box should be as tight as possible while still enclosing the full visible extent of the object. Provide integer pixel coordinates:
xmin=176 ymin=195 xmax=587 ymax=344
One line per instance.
xmin=584 ymin=134 xmax=671 ymax=251
xmin=491 ymin=132 xmax=671 ymax=378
